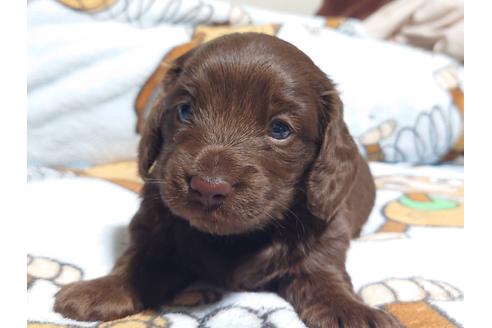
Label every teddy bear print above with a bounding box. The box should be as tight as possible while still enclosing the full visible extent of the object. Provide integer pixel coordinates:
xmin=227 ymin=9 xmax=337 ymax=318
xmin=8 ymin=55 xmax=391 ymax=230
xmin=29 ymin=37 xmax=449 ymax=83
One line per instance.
xmin=359 ymin=277 xmax=462 ymax=328
xmin=374 ymin=175 xmax=463 ymax=233
xmin=27 ymin=254 xmax=83 ymax=289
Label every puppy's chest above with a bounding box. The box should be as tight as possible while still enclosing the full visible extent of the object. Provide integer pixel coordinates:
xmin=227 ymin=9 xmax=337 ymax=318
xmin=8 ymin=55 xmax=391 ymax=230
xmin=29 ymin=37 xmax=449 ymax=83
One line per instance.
xmin=182 ymin=233 xmax=273 ymax=287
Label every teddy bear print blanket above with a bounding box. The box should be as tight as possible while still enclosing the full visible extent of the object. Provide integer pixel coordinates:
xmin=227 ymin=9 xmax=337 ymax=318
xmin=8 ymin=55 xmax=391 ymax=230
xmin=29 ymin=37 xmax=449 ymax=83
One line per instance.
xmin=28 ymin=0 xmax=463 ymax=168
xmin=27 ymin=1 xmax=464 ymax=327
xmin=27 ymin=162 xmax=464 ymax=328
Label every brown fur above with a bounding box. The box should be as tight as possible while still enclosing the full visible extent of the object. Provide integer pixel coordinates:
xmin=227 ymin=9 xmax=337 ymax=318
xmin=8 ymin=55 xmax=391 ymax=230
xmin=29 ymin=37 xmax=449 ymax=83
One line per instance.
xmin=54 ymin=33 xmax=399 ymax=327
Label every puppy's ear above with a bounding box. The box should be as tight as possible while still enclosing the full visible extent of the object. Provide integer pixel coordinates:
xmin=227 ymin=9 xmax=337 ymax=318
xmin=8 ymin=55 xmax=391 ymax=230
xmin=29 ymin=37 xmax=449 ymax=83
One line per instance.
xmin=306 ymin=83 xmax=360 ymax=221
xmin=138 ymin=51 xmax=193 ymax=179
xmin=138 ymin=95 xmax=164 ymax=179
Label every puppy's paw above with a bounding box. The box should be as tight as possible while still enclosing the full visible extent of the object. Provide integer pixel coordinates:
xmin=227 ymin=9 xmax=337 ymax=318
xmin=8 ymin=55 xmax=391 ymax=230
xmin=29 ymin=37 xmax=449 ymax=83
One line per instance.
xmin=337 ymin=305 xmax=400 ymax=328
xmin=303 ymin=302 xmax=401 ymax=328
xmin=54 ymin=276 xmax=140 ymax=322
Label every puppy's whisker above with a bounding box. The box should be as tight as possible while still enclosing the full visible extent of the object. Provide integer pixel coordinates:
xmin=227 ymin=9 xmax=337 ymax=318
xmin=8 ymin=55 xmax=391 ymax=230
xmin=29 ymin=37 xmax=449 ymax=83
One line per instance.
xmin=277 ymin=202 xmax=305 ymax=239
xmin=294 ymin=186 xmax=307 ymax=195
xmin=260 ymin=210 xmax=285 ymax=231
xmin=143 ymin=180 xmax=167 ymax=184
xmin=147 ymin=193 xmax=163 ymax=201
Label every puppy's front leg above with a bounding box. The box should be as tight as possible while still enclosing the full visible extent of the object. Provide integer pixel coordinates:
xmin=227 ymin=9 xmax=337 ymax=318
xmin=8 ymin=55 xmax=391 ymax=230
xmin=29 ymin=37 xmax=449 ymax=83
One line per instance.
xmin=53 ymin=247 xmax=140 ymax=321
xmin=280 ymin=267 xmax=399 ymax=328
xmin=54 ymin=205 xmax=194 ymax=322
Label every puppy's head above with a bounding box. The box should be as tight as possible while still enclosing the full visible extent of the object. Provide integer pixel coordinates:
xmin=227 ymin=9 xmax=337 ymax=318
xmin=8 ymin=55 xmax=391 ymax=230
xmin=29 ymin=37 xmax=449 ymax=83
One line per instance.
xmin=139 ymin=33 xmax=359 ymax=235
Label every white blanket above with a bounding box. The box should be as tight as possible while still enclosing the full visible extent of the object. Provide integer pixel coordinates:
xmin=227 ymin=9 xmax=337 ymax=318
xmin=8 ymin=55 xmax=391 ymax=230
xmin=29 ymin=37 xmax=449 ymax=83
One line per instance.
xmin=27 ymin=162 xmax=464 ymax=328
xmin=28 ymin=0 xmax=463 ymax=167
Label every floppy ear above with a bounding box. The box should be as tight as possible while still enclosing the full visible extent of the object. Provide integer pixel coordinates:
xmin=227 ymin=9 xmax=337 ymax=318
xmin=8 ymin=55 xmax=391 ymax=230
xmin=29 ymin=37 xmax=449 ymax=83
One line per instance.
xmin=137 ymin=95 xmax=164 ymax=179
xmin=137 ymin=51 xmax=194 ymax=179
xmin=306 ymin=86 xmax=360 ymax=221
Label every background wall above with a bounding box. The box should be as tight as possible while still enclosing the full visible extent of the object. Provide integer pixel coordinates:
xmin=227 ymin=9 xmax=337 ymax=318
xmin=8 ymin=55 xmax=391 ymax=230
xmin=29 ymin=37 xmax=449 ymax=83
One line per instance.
xmin=224 ymin=0 xmax=322 ymax=15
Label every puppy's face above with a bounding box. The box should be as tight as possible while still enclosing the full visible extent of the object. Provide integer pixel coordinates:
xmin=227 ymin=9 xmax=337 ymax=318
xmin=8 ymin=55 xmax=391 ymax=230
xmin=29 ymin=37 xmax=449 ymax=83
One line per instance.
xmin=139 ymin=33 xmax=359 ymax=235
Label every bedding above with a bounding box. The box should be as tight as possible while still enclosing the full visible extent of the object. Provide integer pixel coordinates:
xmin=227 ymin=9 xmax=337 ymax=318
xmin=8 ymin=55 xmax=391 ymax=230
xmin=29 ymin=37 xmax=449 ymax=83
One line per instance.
xmin=28 ymin=0 xmax=463 ymax=167
xmin=364 ymin=0 xmax=464 ymax=62
xmin=27 ymin=1 xmax=464 ymax=327
xmin=27 ymin=161 xmax=464 ymax=327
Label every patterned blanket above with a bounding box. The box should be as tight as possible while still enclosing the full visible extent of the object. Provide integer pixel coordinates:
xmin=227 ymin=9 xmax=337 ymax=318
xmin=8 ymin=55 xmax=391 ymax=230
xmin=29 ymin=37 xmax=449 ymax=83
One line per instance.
xmin=27 ymin=162 xmax=464 ymax=328
xmin=27 ymin=1 xmax=464 ymax=327
xmin=28 ymin=0 xmax=463 ymax=167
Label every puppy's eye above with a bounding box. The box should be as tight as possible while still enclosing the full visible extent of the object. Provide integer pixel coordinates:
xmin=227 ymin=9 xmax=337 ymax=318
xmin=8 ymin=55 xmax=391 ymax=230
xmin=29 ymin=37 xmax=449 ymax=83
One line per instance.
xmin=177 ymin=104 xmax=192 ymax=123
xmin=269 ymin=120 xmax=292 ymax=140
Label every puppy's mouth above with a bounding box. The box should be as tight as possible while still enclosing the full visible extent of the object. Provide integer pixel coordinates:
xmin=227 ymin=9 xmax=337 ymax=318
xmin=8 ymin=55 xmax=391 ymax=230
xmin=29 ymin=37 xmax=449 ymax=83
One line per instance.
xmin=163 ymin=183 xmax=271 ymax=236
xmin=170 ymin=202 xmax=239 ymax=235
xmin=159 ymin=178 xmax=230 ymax=233
xmin=160 ymin=160 xmax=274 ymax=235
xmin=185 ymin=197 xmax=225 ymax=215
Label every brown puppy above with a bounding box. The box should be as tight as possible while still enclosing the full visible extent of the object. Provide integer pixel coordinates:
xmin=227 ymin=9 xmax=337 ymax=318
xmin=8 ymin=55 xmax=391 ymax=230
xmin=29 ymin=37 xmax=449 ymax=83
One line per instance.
xmin=54 ymin=33 xmax=399 ymax=327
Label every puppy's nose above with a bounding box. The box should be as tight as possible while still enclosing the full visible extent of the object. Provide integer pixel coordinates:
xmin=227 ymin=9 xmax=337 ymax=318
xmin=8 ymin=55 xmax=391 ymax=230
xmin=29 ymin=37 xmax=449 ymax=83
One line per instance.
xmin=190 ymin=175 xmax=231 ymax=206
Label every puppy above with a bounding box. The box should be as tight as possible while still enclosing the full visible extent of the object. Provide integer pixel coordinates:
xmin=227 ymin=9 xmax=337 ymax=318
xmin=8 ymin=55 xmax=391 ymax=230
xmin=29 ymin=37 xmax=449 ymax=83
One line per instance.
xmin=54 ymin=33 xmax=399 ymax=327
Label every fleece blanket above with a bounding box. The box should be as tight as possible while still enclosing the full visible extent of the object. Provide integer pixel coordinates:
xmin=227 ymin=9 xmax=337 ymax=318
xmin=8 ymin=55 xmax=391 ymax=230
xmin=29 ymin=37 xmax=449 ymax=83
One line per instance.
xmin=28 ymin=0 xmax=464 ymax=167
xmin=27 ymin=162 xmax=464 ymax=328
